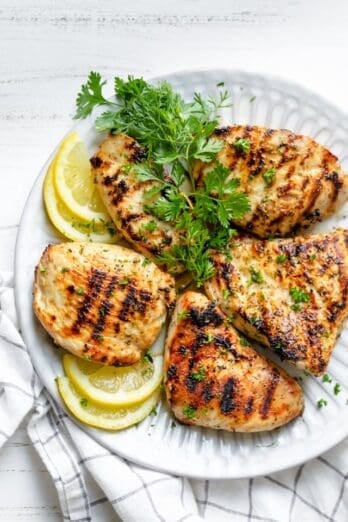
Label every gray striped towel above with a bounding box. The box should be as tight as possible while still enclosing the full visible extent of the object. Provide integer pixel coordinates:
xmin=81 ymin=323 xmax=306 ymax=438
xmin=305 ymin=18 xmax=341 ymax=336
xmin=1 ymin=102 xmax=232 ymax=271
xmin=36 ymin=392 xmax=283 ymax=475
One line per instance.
xmin=0 ymin=271 xmax=347 ymax=521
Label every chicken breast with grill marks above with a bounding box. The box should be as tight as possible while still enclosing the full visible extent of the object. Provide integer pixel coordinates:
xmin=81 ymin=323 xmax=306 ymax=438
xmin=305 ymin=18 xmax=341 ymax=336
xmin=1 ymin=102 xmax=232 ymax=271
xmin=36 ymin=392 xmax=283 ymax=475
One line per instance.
xmin=205 ymin=230 xmax=348 ymax=376
xmin=33 ymin=242 xmax=176 ymax=366
xmin=164 ymin=291 xmax=304 ymax=432
xmin=91 ymin=133 xmax=184 ymax=272
xmin=193 ymin=125 xmax=348 ymax=238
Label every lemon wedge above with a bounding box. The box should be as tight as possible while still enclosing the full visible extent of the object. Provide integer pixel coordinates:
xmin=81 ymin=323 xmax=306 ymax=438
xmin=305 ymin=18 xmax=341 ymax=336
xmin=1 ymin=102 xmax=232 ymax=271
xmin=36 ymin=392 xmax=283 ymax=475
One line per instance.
xmin=53 ymin=131 xmax=111 ymax=222
xmin=63 ymin=354 xmax=163 ymax=407
xmin=57 ymin=376 xmax=160 ymax=431
xmin=43 ymin=159 xmax=117 ymax=243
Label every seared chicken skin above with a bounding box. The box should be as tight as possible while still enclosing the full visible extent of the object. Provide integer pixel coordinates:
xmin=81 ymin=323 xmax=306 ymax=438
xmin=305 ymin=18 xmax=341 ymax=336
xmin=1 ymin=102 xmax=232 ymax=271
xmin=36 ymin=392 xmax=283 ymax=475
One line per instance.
xmin=33 ymin=242 xmax=175 ymax=366
xmin=193 ymin=125 xmax=348 ymax=238
xmin=205 ymin=230 xmax=348 ymax=376
xmin=164 ymin=292 xmax=303 ymax=432
xmin=91 ymin=133 xmax=183 ymax=272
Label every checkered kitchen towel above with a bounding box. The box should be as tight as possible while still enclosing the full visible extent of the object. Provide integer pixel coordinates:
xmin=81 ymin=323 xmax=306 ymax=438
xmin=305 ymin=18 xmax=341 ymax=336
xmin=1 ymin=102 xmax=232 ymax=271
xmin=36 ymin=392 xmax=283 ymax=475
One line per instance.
xmin=1 ymin=271 xmax=347 ymax=522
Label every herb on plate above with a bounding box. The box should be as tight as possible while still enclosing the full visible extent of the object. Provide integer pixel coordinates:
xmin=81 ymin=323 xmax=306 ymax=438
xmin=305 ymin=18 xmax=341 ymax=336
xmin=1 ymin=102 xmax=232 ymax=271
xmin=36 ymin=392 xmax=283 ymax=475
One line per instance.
xmin=75 ymin=73 xmax=251 ymax=286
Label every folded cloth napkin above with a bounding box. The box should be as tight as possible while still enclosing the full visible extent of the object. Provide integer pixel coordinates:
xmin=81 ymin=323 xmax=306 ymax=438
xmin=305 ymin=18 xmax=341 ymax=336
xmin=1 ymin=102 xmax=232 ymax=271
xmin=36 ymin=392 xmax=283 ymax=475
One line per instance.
xmin=0 ymin=271 xmax=347 ymax=522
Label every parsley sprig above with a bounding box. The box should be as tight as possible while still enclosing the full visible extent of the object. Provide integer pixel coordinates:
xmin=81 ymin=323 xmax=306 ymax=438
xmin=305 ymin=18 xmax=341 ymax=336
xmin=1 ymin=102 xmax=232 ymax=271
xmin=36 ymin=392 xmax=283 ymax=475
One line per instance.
xmin=75 ymin=73 xmax=251 ymax=286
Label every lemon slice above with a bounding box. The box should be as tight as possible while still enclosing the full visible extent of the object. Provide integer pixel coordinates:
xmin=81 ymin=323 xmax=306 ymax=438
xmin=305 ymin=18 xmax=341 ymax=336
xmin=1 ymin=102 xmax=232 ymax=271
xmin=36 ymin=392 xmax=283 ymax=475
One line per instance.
xmin=57 ymin=376 xmax=160 ymax=431
xmin=53 ymin=131 xmax=110 ymax=221
xmin=63 ymin=354 xmax=163 ymax=407
xmin=44 ymin=160 xmax=117 ymax=243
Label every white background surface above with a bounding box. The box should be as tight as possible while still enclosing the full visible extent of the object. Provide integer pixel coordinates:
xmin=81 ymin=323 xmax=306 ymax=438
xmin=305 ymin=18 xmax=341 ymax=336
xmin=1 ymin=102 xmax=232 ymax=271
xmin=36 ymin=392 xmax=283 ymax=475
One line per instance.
xmin=1 ymin=0 xmax=348 ymax=519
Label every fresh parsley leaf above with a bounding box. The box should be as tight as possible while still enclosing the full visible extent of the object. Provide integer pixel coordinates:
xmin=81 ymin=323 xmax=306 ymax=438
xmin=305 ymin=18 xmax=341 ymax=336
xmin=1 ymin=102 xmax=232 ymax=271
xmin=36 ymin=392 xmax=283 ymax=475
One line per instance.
xmin=146 ymin=187 xmax=188 ymax=222
xmin=192 ymin=137 xmax=224 ymax=162
xmin=75 ymin=72 xmax=113 ymax=119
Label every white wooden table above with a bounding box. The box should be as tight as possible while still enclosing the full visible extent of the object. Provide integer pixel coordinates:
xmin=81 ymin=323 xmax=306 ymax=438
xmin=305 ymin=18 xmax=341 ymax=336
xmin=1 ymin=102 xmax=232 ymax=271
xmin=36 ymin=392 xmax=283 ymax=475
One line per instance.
xmin=1 ymin=0 xmax=348 ymax=519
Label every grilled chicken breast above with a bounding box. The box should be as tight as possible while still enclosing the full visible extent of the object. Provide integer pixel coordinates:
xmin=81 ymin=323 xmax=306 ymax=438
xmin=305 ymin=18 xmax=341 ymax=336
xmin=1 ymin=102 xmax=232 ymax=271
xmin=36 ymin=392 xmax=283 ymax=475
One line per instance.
xmin=164 ymin=291 xmax=303 ymax=432
xmin=205 ymin=230 xmax=348 ymax=376
xmin=33 ymin=242 xmax=175 ymax=366
xmin=193 ymin=125 xmax=348 ymax=238
xmin=91 ymin=133 xmax=183 ymax=272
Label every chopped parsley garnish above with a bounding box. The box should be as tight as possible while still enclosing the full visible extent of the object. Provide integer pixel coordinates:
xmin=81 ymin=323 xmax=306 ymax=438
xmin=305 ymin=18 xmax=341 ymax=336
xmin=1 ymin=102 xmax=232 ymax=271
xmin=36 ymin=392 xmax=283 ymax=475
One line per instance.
xmin=317 ymin=398 xmax=328 ymax=409
xmin=322 ymin=374 xmax=332 ymax=383
xmin=290 ymin=287 xmax=310 ymax=311
xmin=263 ymin=168 xmax=276 ymax=186
xmin=276 ymin=254 xmax=287 ymax=264
xmin=182 ymin=405 xmax=196 ymax=419
xmin=97 ymin=335 xmax=104 ymax=342
xmin=222 ymin=288 xmax=231 ymax=300
xmin=291 ymin=304 xmax=301 ymax=312
xmin=203 ymin=333 xmax=214 ymax=344
xmin=274 ymin=342 xmax=282 ymax=351
xmin=61 ymin=267 xmax=70 ymax=273
xmin=249 ymin=95 xmax=256 ymax=103
xmin=216 ymin=81 xmax=225 ymax=87
xmin=76 ymin=288 xmax=85 ymax=295
xmin=239 ymin=334 xmax=250 ymax=346
xmin=334 ymin=383 xmax=341 ymax=395
xmin=143 ymin=350 xmax=153 ymax=364
xmin=248 ymin=266 xmax=264 ymax=284
xmin=177 ymin=310 xmax=190 ymax=320
xmin=323 ymin=331 xmax=330 ymax=338
xmin=309 ymin=254 xmax=317 ymax=261
xmin=141 ymin=366 xmax=154 ymax=378
xmin=119 ymin=278 xmax=130 ymax=285
xmin=75 ymin=73 xmax=251 ymax=287
xmin=191 ymin=365 xmax=206 ymax=381
xmin=150 ymin=406 xmax=157 ymax=416
xmin=233 ymin=138 xmax=251 ymax=153
xmin=142 ymin=257 xmax=151 ymax=266
xmin=142 ymin=220 xmax=158 ymax=232
xmin=290 ymin=287 xmax=310 ymax=304
xmin=80 ymin=398 xmax=88 ymax=408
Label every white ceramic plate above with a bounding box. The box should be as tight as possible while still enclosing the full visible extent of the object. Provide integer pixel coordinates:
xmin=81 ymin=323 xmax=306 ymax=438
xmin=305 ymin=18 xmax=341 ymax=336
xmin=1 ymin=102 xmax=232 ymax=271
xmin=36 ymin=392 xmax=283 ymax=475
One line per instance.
xmin=15 ymin=70 xmax=348 ymax=479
